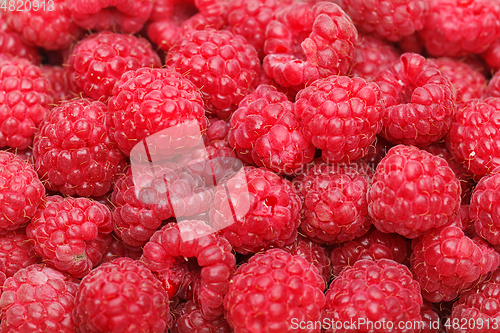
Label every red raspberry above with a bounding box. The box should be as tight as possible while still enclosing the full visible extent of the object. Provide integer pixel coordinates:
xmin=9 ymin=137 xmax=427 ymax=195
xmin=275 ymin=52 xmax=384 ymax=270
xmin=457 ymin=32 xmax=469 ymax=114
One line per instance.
xmin=66 ymin=31 xmax=161 ymax=102
xmin=0 ymin=18 xmax=40 ymax=64
xmin=263 ymin=1 xmax=358 ymax=88
xmin=369 ymin=145 xmax=461 ymax=238
xmin=398 ymin=31 xmax=425 ymax=54
xmin=0 ymin=264 xmax=79 ymax=332
xmin=108 ymin=67 xmax=206 ymax=156
xmin=433 ymin=57 xmax=487 ymax=104
xmin=295 ymin=162 xmax=373 ymax=244
xmin=0 ymin=56 xmax=52 ymax=149
xmin=172 ymin=300 xmax=232 ymax=333
xmin=488 ymin=70 xmax=500 ymax=98
xmin=446 ymin=97 xmax=500 ymax=180
xmin=330 ymin=226 xmax=408 ymax=276
xmin=420 ymin=300 xmax=441 ymax=333
xmin=98 ymin=234 xmax=142 ymax=265
xmin=209 ymin=166 xmax=301 ymax=254
xmin=358 ymin=136 xmax=393 ymax=167
xmin=482 ymin=39 xmax=500 ymax=71
xmin=156 ymin=258 xmax=198 ymax=303
xmin=7 ymin=0 xmax=82 ymax=50
xmin=33 ymin=98 xmax=126 ymax=198
xmin=41 ymin=65 xmax=72 ymax=105
xmin=68 ymin=0 xmax=154 ymax=33
xmin=26 ymin=196 xmax=114 ymax=278
xmin=166 ymin=28 xmax=260 ymax=120
xmin=351 ymin=34 xmax=400 ymax=80
xmin=228 ymin=84 xmax=315 ymax=174
xmin=418 ymin=0 xmax=500 ymax=57
xmin=411 ymin=225 xmax=500 ymax=303
xmin=295 ymin=75 xmax=385 ymax=164
xmin=332 ymin=0 xmax=428 ymax=42
xmin=323 ymin=259 xmax=423 ymax=333
xmin=73 ymin=257 xmax=171 ymax=333
xmin=142 ymin=220 xmax=236 ymax=320
xmin=374 ymin=53 xmax=456 ymax=146
xmin=224 ymin=248 xmax=326 ymax=333
xmin=0 ymin=228 xmax=40 ymax=278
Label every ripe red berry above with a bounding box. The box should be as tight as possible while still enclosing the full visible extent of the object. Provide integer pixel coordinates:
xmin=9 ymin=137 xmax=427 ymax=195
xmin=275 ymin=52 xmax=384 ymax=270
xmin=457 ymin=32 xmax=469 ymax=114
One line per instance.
xmin=351 ymin=34 xmax=400 ymax=80
xmin=0 ymin=228 xmax=40 ymax=278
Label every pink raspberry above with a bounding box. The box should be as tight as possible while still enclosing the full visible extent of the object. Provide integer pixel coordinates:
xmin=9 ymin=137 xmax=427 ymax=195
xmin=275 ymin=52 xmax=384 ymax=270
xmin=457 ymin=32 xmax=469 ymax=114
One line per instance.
xmin=488 ymin=70 xmax=500 ymax=98
xmin=323 ymin=259 xmax=423 ymax=333
xmin=331 ymin=0 xmax=428 ymax=42
xmin=368 ymin=145 xmax=461 ymax=238
xmin=142 ymin=220 xmax=236 ymax=320
xmin=418 ymin=0 xmax=500 ymax=57
xmin=0 ymin=264 xmax=79 ymax=332
xmin=26 ymin=196 xmax=114 ymax=278
xmin=0 ymin=56 xmax=52 ymax=149
xmin=66 ymin=31 xmax=161 ymax=102
xmin=295 ymin=162 xmax=373 ymax=244
xmin=0 ymin=17 xmax=40 ymax=63
xmin=68 ymin=0 xmax=154 ymax=33
xmin=73 ymin=257 xmax=171 ymax=333
xmin=446 ymin=97 xmax=500 ymax=180
xmin=482 ymin=39 xmax=500 ymax=71
xmin=330 ymin=226 xmax=408 ymax=276
xmin=224 ymin=248 xmax=326 ymax=333
xmin=41 ymin=65 xmax=72 ymax=105
xmin=263 ymin=1 xmax=358 ymax=88
xmin=33 ymin=98 xmax=126 ymax=198
xmin=374 ymin=53 xmax=456 ymax=146
xmin=351 ymin=34 xmax=400 ymax=80
xmin=209 ymin=166 xmax=301 ymax=254
xmin=295 ymin=75 xmax=385 ymax=164
xmin=166 ymin=28 xmax=260 ymax=120
xmin=411 ymin=225 xmax=500 ymax=302
xmin=228 ymin=84 xmax=315 ymax=174
xmin=172 ymin=300 xmax=232 ymax=333
xmin=0 ymin=228 xmax=40 ymax=277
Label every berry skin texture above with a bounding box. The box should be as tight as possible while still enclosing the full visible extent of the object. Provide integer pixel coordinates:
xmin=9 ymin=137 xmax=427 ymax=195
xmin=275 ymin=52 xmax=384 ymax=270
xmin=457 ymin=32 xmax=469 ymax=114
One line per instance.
xmin=26 ymin=196 xmax=114 ymax=279
xmin=0 ymin=57 xmax=52 ymax=149
xmin=228 ymin=84 xmax=315 ymax=175
xmin=33 ymin=98 xmax=126 ymax=198
xmin=446 ymin=97 xmax=500 ymax=180
xmin=263 ymin=1 xmax=358 ymax=89
xmin=323 ymin=259 xmax=423 ymax=333
xmin=331 ymin=0 xmax=428 ymax=42
xmin=166 ymin=28 xmax=260 ymax=120
xmin=0 ymin=151 xmax=45 ymax=231
xmin=73 ymin=257 xmax=171 ymax=333
xmin=224 ymin=248 xmax=326 ymax=333
xmin=108 ymin=67 xmax=206 ymax=157
xmin=351 ymin=34 xmax=400 ymax=80
xmin=295 ymin=75 xmax=385 ymax=164
xmin=41 ymin=66 xmax=73 ymax=106
xmin=172 ymin=300 xmax=232 ymax=333
xmin=0 ymin=19 xmax=40 ymax=64
xmin=209 ymin=166 xmax=301 ymax=254
xmin=368 ymin=145 xmax=461 ymax=238
xmin=410 ymin=225 xmax=500 ymax=303
xmin=374 ymin=53 xmax=456 ymax=147
xmin=418 ymin=0 xmax=500 ymax=57
xmin=482 ymin=39 xmax=500 ymax=71
xmin=0 ymin=228 xmax=40 ymax=278
xmin=0 ymin=264 xmax=79 ymax=333
xmin=66 ymin=31 xmax=161 ymax=102
xmin=488 ymin=70 xmax=500 ymax=98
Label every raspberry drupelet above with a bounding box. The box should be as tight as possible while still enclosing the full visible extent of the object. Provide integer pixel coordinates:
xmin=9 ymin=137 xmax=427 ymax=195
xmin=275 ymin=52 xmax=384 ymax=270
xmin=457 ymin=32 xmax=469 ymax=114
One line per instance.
xmin=350 ymin=34 xmax=400 ymax=80
xmin=0 ymin=228 xmax=40 ymax=278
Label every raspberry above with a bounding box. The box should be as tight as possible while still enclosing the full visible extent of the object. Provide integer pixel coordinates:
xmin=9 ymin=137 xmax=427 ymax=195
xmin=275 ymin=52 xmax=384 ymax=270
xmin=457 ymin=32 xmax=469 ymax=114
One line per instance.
xmin=411 ymin=225 xmax=500 ymax=302
xmin=142 ymin=220 xmax=236 ymax=320
xmin=209 ymin=166 xmax=301 ymax=254
xmin=224 ymin=248 xmax=326 ymax=333
xmin=73 ymin=257 xmax=171 ymax=333
xmin=68 ymin=0 xmax=154 ymax=34
xmin=482 ymin=39 xmax=500 ymax=71
xmin=331 ymin=0 xmax=428 ymax=42
xmin=446 ymin=97 xmax=500 ymax=180
xmin=228 ymin=84 xmax=315 ymax=174
xmin=368 ymin=145 xmax=461 ymax=238
xmin=0 ymin=18 xmax=40 ymax=64
xmin=488 ymin=70 xmax=500 ymax=98
xmin=41 ymin=65 xmax=72 ymax=105
xmin=358 ymin=136 xmax=393 ymax=167
xmin=66 ymin=31 xmax=161 ymax=102
xmin=263 ymin=1 xmax=358 ymax=88
xmin=166 ymin=28 xmax=260 ymax=120
xmin=398 ymin=31 xmax=425 ymax=54
xmin=0 ymin=151 xmax=44 ymax=232
xmin=418 ymin=0 xmax=500 ymax=57
xmin=98 ymin=234 xmax=142 ymax=265
xmin=351 ymin=34 xmax=400 ymax=80
xmin=330 ymin=226 xmax=408 ymax=276
xmin=323 ymin=259 xmax=423 ymax=333
xmin=7 ymin=0 xmax=82 ymax=50
xmin=156 ymin=258 xmax=198 ymax=302
xmin=433 ymin=57 xmax=487 ymax=104
xmin=172 ymin=300 xmax=232 ymax=333
xmin=0 ymin=264 xmax=79 ymax=332
xmin=108 ymin=67 xmax=206 ymax=156
xmin=374 ymin=53 xmax=456 ymax=146
xmin=0 ymin=56 xmax=52 ymax=149
xmin=33 ymin=98 xmax=126 ymax=198
xmin=295 ymin=75 xmax=385 ymax=164
xmin=26 ymin=196 xmax=114 ymax=278
xmin=295 ymin=162 xmax=373 ymax=244
xmin=420 ymin=300 xmax=441 ymax=333
xmin=0 ymin=228 xmax=40 ymax=278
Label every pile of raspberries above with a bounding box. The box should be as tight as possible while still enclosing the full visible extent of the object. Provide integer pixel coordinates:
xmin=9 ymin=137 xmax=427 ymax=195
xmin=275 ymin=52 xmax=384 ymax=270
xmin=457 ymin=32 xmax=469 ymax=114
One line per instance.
xmin=3 ymin=0 xmax=500 ymax=332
